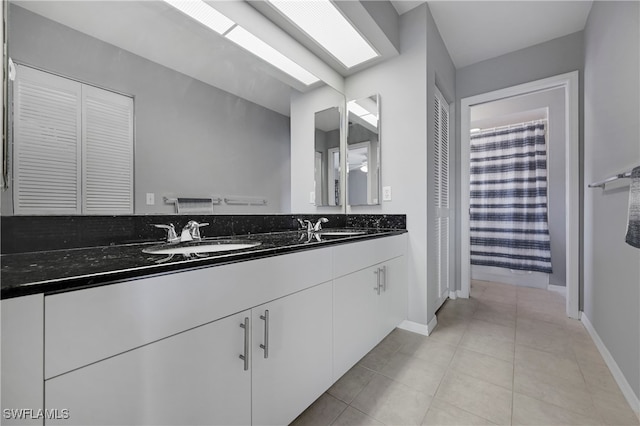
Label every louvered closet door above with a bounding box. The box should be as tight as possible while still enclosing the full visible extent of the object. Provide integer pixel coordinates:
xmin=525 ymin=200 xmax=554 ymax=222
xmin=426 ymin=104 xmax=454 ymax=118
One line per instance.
xmin=434 ymin=88 xmax=451 ymax=308
xmin=13 ymin=66 xmax=82 ymax=214
xmin=82 ymin=86 xmax=133 ymax=214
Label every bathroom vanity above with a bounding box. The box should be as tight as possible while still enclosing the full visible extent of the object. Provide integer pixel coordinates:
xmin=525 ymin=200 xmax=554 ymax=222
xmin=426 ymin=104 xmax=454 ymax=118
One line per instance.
xmin=1 ymin=226 xmax=407 ymax=426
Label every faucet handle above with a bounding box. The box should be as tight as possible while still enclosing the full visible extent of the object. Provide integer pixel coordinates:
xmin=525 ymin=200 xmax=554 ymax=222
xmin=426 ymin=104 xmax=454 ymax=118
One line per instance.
xmin=314 ymin=217 xmax=329 ymax=232
xmin=183 ymin=220 xmax=209 ymax=241
xmin=152 ymin=223 xmax=178 ymax=243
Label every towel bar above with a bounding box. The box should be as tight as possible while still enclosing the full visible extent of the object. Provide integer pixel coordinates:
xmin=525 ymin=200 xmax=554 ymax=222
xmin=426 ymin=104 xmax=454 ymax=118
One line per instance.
xmin=588 ymin=170 xmax=633 ymax=188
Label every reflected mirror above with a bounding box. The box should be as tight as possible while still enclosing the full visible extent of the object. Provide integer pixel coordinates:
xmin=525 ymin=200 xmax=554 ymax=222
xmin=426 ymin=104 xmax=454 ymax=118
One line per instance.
xmin=314 ymin=106 xmax=341 ymax=207
xmin=347 ymin=94 xmax=380 ymax=206
xmin=2 ymin=1 xmax=330 ymax=216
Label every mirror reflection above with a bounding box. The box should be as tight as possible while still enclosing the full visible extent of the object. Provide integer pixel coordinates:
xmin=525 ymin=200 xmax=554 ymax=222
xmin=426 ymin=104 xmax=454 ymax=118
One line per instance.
xmin=347 ymin=94 xmax=380 ymax=206
xmin=314 ymin=106 xmax=341 ymax=207
xmin=2 ymin=1 xmax=317 ymax=216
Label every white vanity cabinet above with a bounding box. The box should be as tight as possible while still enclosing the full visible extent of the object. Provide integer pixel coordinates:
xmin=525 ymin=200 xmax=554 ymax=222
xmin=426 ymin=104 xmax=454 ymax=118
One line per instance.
xmin=332 ymin=235 xmax=407 ymax=380
xmin=251 ymin=281 xmax=333 ymax=426
xmin=42 ymin=246 xmax=335 ymax=426
xmin=45 ymin=310 xmax=252 ymax=426
xmin=1 ymin=294 xmax=44 ymax=426
xmin=4 ymin=233 xmax=407 ymax=426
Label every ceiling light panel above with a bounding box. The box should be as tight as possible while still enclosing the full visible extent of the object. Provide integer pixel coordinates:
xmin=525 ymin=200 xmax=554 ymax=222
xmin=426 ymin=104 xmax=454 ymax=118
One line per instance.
xmin=268 ymin=0 xmax=379 ymax=69
xmin=225 ymin=25 xmax=320 ymax=86
xmin=163 ymin=0 xmax=235 ymax=34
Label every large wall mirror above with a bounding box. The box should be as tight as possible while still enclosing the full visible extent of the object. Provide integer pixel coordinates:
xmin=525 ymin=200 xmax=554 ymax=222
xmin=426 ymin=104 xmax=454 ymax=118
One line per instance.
xmin=2 ymin=1 xmax=336 ymax=216
xmin=313 ymin=106 xmax=341 ymax=207
xmin=347 ymin=94 xmax=380 ymax=206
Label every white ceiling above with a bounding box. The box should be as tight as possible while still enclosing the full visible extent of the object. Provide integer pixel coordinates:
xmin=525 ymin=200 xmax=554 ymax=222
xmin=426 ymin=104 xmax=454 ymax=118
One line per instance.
xmin=393 ymin=1 xmax=593 ymax=69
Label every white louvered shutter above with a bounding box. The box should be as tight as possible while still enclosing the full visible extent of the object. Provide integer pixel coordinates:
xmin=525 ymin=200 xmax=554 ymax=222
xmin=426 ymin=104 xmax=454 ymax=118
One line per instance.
xmin=13 ymin=65 xmax=82 ymax=214
xmin=12 ymin=65 xmax=133 ymax=215
xmin=82 ymin=85 xmax=134 ymax=214
xmin=434 ymin=87 xmax=450 ymax=307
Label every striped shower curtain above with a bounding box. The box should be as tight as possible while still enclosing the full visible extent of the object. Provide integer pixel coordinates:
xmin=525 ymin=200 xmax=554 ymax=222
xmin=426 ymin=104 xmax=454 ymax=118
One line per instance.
xmin=470 ymin=121 xmax=553 ymax=274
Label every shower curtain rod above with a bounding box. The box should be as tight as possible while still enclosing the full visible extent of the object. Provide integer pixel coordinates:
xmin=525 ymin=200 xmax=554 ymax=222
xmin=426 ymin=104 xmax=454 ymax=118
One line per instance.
xmin=471 ymin=118 xmax=547 ymax=133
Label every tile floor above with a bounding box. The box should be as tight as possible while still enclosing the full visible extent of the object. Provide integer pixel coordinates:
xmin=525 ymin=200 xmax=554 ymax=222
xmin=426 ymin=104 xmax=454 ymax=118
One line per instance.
xmin=291 ymin=280 xmax=640 ymax=425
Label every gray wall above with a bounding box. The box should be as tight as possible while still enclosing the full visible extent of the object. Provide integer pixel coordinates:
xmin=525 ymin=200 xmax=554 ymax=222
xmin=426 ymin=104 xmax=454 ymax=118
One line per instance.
xmin=341 ymin=3 xmax=430 ymax=326
xmin=338 ymin=3 xmax=455 ymax=327
xmin=470 ymin=88 xmax=567 ymax=287
xmin=455 ymin=31 xmax=584 ymax=294
xmin=4 ymin=5 xmax=291 ymax=215
xmin=583 ymin=1 xmax=640 ymax=403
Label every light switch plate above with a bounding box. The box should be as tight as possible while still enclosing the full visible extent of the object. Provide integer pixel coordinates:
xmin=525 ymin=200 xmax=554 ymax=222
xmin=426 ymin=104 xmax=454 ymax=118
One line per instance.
xmin=382 ymin=186 xmax=392 ymax=201
xmin=309 ymin=191 xmax=316 ymax=204
xmin=146 ymin=193 xmax=155 ymax=205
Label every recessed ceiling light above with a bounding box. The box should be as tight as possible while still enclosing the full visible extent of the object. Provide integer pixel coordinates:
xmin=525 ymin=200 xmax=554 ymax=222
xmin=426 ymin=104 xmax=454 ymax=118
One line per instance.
xmin=268 ymin=0 xmax=379 ymax=69
xmin=225 ymin=26 xmax=320 ymax=86
xmin=163 ymin=0 xmax=235 ymax=34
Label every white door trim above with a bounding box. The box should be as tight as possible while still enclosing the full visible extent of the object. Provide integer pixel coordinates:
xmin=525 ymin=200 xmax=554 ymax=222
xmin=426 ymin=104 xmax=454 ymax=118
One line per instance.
xmin=460 ymin=71 xmax=580 ymax=319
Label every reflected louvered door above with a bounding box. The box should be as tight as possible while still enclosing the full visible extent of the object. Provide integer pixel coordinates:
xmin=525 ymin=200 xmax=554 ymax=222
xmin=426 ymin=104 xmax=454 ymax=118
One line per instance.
xmin=13 ymin=65 xmax=82 ymax=214
xmin=82 ymin=86 xmax=133 ymax=214
xmin=434 ymin=88 xmax=450 ymax=308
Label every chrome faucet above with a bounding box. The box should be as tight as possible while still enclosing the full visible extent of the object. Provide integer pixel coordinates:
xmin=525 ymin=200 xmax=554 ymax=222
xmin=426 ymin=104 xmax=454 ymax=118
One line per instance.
xmin=153 ymin=220 xmax=209 ymax=243
xmin=296 ymin=217 xmax=328 ymax=233
xmin=153 ymin=223 xmax=179 ymax=243
xmin=180 ymin=220 xmax=209 ymax=242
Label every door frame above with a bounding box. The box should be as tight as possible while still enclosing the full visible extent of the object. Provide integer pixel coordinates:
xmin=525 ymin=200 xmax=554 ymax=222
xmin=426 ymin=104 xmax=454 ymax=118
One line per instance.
xmin=460 ymin=71 xmax=580 ymax=319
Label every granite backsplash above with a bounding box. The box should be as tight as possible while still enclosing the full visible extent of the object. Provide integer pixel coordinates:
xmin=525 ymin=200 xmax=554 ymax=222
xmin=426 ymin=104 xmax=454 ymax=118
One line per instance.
xmin=1 ymin=214 xmax=406 ymax=254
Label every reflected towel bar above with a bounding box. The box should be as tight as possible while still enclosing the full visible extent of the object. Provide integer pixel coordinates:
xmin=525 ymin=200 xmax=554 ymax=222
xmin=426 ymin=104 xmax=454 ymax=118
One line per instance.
xmin=164 ymin=197 xmax=223 ymax=205
xmin=224 ymin=197 xmax=267 ymax=206
xmin=588 ymin=170 xmax=633 ymax=188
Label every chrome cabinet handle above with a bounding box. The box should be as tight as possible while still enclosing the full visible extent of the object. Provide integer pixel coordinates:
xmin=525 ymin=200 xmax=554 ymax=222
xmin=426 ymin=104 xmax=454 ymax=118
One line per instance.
xmin=380 ymin=265 xmax=387 ymax=292
xmin=259 ymin=310 xmax=270 ymax=359
xmin=239 ymin=317 xmax=249 ymax=371
xmin=374 ymin=269 xmax=381 ymax=295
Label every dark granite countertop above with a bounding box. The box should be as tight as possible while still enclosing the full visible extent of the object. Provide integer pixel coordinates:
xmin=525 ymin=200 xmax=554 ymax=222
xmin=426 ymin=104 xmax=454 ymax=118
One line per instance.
xmin=1 ymin=228 xmax=406 ymax=299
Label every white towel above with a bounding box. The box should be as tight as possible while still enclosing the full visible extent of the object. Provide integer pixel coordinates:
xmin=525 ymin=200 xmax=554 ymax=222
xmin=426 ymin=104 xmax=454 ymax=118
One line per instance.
xmin=625 ymin=166 xmax=640 ymax=248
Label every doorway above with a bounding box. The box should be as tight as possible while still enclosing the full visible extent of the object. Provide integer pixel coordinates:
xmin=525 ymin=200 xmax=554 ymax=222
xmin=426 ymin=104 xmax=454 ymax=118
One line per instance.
xmin=460 ymin=71 xmax=580 ymax=319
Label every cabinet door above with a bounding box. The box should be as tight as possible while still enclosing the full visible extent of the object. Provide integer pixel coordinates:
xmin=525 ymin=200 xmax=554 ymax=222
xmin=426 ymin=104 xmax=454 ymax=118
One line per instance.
xmin=252 ymin=282 xmax=333 ymax=426
xmin=378 ymin=256 xmax=408 ymax=339
xmin=45 ymin=311 xmax=251 ymax=426
xmin=333 ymin=266 xmax=381 ymax=380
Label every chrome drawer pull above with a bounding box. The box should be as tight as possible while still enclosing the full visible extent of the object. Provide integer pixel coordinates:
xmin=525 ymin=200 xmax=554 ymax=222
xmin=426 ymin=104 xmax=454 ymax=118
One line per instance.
xmin=239 ymin=317 xmax=249 ymax=371
xmin=260 ymin=310 xmax=270 ymax=359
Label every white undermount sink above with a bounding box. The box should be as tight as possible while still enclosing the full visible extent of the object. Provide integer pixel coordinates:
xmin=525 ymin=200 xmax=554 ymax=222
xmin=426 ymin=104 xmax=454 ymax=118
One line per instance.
xmin=143 ymin=240 xmax=261 ymax=255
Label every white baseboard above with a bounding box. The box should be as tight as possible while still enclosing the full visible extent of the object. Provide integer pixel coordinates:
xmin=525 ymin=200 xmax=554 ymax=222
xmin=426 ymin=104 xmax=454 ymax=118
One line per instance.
xmin=399 ymin=316 xmax=438 ymax=336
xmin=547 ymin=284 xmax=566 ymax=297
xmin=581 ymin=313 xmax=640 ymax=417
xmin=449 ymin=290 xmax=463 ymax=299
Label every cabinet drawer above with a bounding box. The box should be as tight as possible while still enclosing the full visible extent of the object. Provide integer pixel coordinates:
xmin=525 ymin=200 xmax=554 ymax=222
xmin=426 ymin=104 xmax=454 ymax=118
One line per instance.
xmin=45 ymin=247 xmax=332 ymax=379
xmin=332 ymin=234 xmax=406 ymax=278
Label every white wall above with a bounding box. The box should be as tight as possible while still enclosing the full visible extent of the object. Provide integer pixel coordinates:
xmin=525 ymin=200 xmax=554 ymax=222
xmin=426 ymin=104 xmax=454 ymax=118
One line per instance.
xmin=342 ymin=4 xmax=429 ymax=325
xmin=583 ymin=0 xmax=640 ymax=404
xmin=337 ymin=3 xmax=455 ymax=327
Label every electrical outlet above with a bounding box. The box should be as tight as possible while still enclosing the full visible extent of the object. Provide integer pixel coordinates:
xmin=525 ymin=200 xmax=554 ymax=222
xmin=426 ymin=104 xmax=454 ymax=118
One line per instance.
xmin=146 ymin=193 xmax=155 ymax=205
xmin=309 ymin=191 xmax=316 ymax=204
xmin=382 ymin=186 xmax=392 ymax=201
